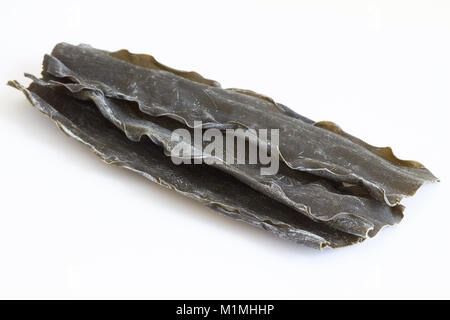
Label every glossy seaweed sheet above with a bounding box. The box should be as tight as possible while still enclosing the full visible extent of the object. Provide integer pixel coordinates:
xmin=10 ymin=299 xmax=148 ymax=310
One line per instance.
xmin=8 ymin=43 xmax=438 ymax=249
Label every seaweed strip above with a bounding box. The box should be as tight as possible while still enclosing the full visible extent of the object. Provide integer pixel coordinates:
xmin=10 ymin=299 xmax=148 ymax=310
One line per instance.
xmin=26 ymin=75 xmax=404 ymax=238
xmin=45 ymin=43 xmax=437 ymax=206
xmin=8 ymin=80 xmax=362 ymax=249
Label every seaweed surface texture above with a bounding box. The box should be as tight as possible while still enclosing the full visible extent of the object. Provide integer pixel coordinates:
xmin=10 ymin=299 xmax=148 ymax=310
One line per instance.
xmin=8 ymin=43 xmax=438 ymax=249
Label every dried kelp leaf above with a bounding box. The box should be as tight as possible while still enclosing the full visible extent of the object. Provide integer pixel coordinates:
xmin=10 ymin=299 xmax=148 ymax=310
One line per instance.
xmin=27 ymin=75 xmax=405 ymax=238
xmin=313 ymin=121 xmax=425 ymax=169
xmin=106 ymin=47 xmax=432 ymax=170
xmin=8 ymin=80 xmax=364 ymax=249
xmin=109 ymin=49 xmax=221 ymax=87
xmin=44 ymin=43 xmax=437 ymax=206
xmin=8 ymin=43 xmax=440 ymax=249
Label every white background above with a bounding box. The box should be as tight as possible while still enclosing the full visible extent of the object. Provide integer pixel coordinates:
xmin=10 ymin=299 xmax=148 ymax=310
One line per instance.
xmin=0 ymin=0 xmax=449 ymax=299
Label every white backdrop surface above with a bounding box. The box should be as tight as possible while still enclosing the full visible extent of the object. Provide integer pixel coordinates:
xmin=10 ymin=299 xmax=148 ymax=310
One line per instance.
xmin=0 ymin=0 xmax=449 ymax=299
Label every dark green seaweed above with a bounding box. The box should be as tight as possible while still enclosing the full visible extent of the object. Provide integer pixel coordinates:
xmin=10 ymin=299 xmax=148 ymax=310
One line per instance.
xmin=8 ymin=80 xmax=362 ymax=249
xmin=7 ymin=43 xmax=438 ymax=249
xmin=44 ymin=43 xmax=437 ymax=206
xmin=25 ymin=75 xmax=404 ymax=238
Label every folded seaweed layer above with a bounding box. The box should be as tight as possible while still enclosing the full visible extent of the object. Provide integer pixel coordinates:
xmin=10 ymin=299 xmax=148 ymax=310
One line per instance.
xmin=8 ymin=80 xmax=365 ymax=249
xmin=26 ymin=75 xmax=404 ymax=238
xmin=44 ymin=43 xmax=438 ymax=206
xmin=8 ymin=43 xmax=439 ymax=249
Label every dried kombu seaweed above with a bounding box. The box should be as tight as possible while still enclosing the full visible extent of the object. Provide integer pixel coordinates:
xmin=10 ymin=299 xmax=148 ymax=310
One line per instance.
xmin=45 ymin=43 xmax=438 ymax=206
xmin=8 ymin=43 xmax=438 ymax=249
xmin=9 ymin=81 xmax=362 ymax=249
xmin=23 ymin=75 xmax=404 ymax=238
